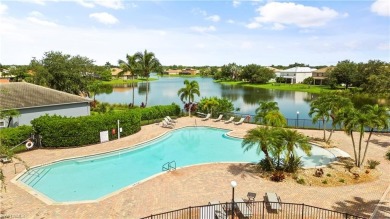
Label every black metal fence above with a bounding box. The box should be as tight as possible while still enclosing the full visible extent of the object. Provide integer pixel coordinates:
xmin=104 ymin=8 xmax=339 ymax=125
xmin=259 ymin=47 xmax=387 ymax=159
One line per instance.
xmin=141 ymin=201 xmax=365 ymax=219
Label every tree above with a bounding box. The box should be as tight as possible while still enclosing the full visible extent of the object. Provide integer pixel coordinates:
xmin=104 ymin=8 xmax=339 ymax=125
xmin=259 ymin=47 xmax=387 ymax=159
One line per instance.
xmin=263 ymin=110 xmax=287 ymax=127
xmin=177 ymin=80 xmax=200 ymax=116
xmin=7 ymin=66 xmax=30 ymax=82
xmin=275 ymin=128 xmax=311 ymax=163
xmin=329 ymin=60 xmax=357 ymax=89
xmin=198 ymin=97 xmax=234 ymax=117
xmin=134 ymin=50 xmax=162 ymax=106
xmin=0 ymin=109 xmax=20 ymax=128
xmin=220 ymin=63 xmax=241 ymax=80
xmin=118 ymin=54 xmax=139 ymax=106
xmin=29 ymin=51 xmax=95 ymax=95
xmin=201 ymin=97 xmax=219 ymax=116
xmin=254 ymin=101 xmax=279 ymax=124
xmin=309 ymin=98 xmax=332 ymax=141
xmin=241 ymin=64 xmax=275 ymax=83
xmin=242 ymin=126 xmax=277 ymax=170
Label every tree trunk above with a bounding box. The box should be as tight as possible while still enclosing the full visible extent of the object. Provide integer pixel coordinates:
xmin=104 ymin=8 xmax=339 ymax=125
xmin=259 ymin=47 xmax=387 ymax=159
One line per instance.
xmin=323 ymin=119 xmax=326 ymax=141
xmin=145 ymin=78 xmax=149 ymax=106
xmin=360 ymin=129 xmax=373 ymax=166
xmin=357 ymin=126 xmax=364 ymax=167
xmin=326 ymin=128 xmax=334 ymax=143
xmin=350 ymin=131 xmax=358 ymax=166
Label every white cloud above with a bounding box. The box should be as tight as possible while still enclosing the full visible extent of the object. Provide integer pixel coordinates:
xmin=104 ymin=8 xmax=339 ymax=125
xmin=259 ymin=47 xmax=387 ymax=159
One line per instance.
xmin=75 ymin=0 xmax=95 ymax=8
xmin=233 ymin=0 xmax=241 ymax=7
xmin=190 ymin=25 xmax=216 ymax=33
xmin=0 ymin=3 xmax=8 ymax=15
xmin=89 ymin=12 xmax=119 ymax=24
xmin=29 ymin=11 xmax=43 ymax=17
xmin=245 ymin=22 xmax=261 ymax=29
xmin=95 ymin=0 xmax=124 ymax=10
xmin=191 ymin=8 xmax=207 ymax=17
xmin=29 ymin=0 xmax=47 ymax=5
xmin=377 ymin=43 xmax=390 ymax=50
xmin=27 ymin=17 xmax=57 ymax=27
xmin=371 ymin=0 xmax=390 ymax=16
xmin=206 ymin=15 xmax=220 ymax=22
xmin=255 ymin=2 xmax=339 ymax=28
xmin=227 ymin=19 xmax=235 ymax=24
xmin=271 ymin=23 xmax=285 ymax=30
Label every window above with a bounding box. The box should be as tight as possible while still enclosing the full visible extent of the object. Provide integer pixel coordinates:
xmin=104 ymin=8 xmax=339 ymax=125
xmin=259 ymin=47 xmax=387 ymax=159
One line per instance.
xmin=0 ymin=120 xmax=5 ymax=128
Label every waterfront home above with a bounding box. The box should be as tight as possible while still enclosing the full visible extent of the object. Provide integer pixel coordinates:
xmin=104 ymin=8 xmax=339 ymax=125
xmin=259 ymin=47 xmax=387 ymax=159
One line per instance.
xmin=312 ymin=67 xmax=333 ymax=85
xmin=111 ymin=67 xmax=134 ymax=80
xmin=278 ymin=67 xmax=317 ymax=84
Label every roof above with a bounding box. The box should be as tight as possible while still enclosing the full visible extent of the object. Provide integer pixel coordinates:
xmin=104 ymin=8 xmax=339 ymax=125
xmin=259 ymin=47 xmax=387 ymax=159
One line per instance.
xmin=280 ymin=67 xmax=317 ymax=73
xmin=266 ymin=66 xmax=281 ymax=72
xmin=111 ymin=68 xmax=132 ymax=76
xmin=313 ymin=66 xmax=333 ymax=73
xmin=0 ymin=82 xmax=90 ymax=110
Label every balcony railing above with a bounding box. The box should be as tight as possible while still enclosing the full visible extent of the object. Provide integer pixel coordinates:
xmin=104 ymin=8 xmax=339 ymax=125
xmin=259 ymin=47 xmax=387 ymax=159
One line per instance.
xmin=141 ymin=201 xmax=365 ymax=219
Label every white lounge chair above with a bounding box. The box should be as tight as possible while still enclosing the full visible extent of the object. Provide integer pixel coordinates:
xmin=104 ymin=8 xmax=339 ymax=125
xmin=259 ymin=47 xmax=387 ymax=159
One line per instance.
xmin=202 ymin=113 xmax=211 ymax=121
xmin=234 ymin=117 xmax=245 ymax=125
xmin=266 ymin=192 xmax=281 ymax=212
xmin=234 ymin=198 xmax=253 ymax=218
xmin=161 ymin=121 xmax=174 ymax=129
xmin=213 ymin=114 xmax=223 ymax=122
xmin=164 ymin=117 xmax=175 ymax=126
xmin=224 ymin=117 xmax=235 ymax=124
xmin=166 ymin=116 xmax=177 ymax=123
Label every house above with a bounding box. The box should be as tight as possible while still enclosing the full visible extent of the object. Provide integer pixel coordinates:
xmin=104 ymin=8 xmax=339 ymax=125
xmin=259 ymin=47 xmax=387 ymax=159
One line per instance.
xmin=180 ymin=68 xmax=199 ymax=75
xmin=278 ymin=67 xmax=317 ymax=84
xmin=0 ymin=69 xmax=14 ymax=83
xmin=111 ymin=68 xmax=134 ymax=80
xmin=0 ymin=82 xmax=91 ymax=128
xmin=267 ymin=67 xmax=282 ymax=82
xmin=312 ymin=67 xmax=333 ymax=85
xmin=164 ymin=69 xmax=182 ymax=75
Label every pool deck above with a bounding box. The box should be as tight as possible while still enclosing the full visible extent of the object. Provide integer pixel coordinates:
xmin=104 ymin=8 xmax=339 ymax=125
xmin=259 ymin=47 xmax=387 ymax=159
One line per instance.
xmin=1 ymin=117 xmax=389 ymax=218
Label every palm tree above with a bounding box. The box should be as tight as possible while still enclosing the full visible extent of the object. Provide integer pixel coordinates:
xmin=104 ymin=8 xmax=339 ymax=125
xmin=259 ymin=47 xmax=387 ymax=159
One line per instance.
xmin=201 ymin=97 xmax=219 ymax=116
xmin=254 ymin=101 xmax=279 ymax=124
xmin=242 ymin=126 xmax=277 ymax=170
xmin=309 ymin=99 xmax=331 ymax=141
xmin=134 ymin=50 xmax=162 ymax=106
xmin=177 ymin=80 xmax=200 ymax=116
xmin=264 ymin=110 xmax=287 ymax=127
xmin=276 ymin=128 xmax=311 ymax=163
xmin=118 ymin=54 xmax=139 ymax=106
xmin=325 ymin=94 xmax=353 ymax=143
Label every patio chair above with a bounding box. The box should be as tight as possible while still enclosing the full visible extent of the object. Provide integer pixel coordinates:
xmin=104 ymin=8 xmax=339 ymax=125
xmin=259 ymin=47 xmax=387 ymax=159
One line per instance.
xmin=234 ymin=198 xmax=253 ymax=218
xmin=0 ymin=156 xmax=11 ymax=164
xmin=202 ymin=113 xmax=211 ymax=121
xmin=161 ymin=121 xmax=174 ymax=129
xmin=164 ymin=117 xmax=175 ymax=126
xmin=166 ymin=116 xmax=177 ymax=123
xmin=247 ymin=192 xmax=256 ymax=202
xmin=224 ymin=117 xmax=235 ymax=124
xmin=234 ymin=117 xmax=245 ymax=125
xmin=265 ymin=192 xmax=281 ymax=212
xmin=213 ymin=114 xmax=223 ymax=122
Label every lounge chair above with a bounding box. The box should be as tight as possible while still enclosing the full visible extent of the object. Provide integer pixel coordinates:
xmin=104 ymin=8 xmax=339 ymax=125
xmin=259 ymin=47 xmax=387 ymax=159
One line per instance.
xmin=166 ymin=116 xmax=177 ymax=123
xmin=265 ymin=192 xmax=281 ymax=212
xmin=234 ymin=117 xmax=245 ymax=125
xmin=224 ymin=117 xmax=235 ymax=124
xmin=161 ymin=121 xmax=174 ymax=129
xmin=202 ymin=113 xmax=211 ymax=121
xmin=234 ymin=198 xmax=253 ymax=218
xmin=247 ymin=192 xmax=256 ymax=202
xmin=0 ymin=156 xmax=11 ymax=164
xmin=164 ymin=117 xmax=175 ymax=126
xmin=213 ymin=114 xmax=223 ymax=122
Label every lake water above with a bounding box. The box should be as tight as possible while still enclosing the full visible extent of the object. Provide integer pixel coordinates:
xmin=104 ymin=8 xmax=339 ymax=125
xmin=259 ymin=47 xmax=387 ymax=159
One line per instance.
xmin=95 ymin=76 xmax=315 ymax=120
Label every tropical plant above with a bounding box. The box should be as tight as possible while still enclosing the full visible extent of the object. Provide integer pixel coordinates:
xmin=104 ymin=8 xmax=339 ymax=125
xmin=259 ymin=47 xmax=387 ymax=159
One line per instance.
xmin=274 ymin=128 xmax=311 ymax=163
xmin=177 ymin=80 xmax=200 ymax=116
xmin=367 ymin=160 xmax=380 ymax=169
xmin=242 ymin=126 xmax=277 ymax=170
xmin=118 ymin=54 xmax=139 ymax=106
xmin=254 ymin=101 xmax=279 ymax=124
xmin=0 ymin=109 xmax=20 ymax=128
xmin=329 ymin=60 xmax=357 ymax=89
xmin=386 ymin=150 xmax=390 ymax=160
xmin=134 ymin=50 xmax=162 ymax=106
xmin=263 ymin=110 xmax=287 ymax=127
xmin=282 ymin=154 xmax=303 ymax=173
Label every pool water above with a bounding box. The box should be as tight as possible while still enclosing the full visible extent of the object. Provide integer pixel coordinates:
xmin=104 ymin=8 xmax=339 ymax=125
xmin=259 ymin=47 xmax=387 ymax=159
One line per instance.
xmin=17 ymin=127 xmax=335 ymax=203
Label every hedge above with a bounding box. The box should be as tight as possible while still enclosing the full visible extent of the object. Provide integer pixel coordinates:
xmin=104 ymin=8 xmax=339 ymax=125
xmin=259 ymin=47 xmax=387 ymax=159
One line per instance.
xmin=0 ymin=125 xmax=33 ymax=148
xmin=31 ymin=104 xmax=180 ymax=147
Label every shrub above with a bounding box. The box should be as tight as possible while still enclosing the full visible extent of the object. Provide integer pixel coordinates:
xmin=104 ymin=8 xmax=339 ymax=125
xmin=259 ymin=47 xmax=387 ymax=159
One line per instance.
xmin=367 ymin=160 xmax=380 ymax=169
xmin=296 ymin=178 xmax=305 ymax=185
xmin=270 ymin=171 xmax=285 ymax=182
xmin=322 ymin=180 xmax=328 ymax=184
xmin=283 ymin=155 xmax=303 ymax=173
xmin=339 ymin=179 xmax=345 ymax=183
xmin=0 ymin=125 xmax=33 ymax=148
xmin=386 ymin=150 xmax=390 ymax=160
xmin=258 ymin=158 xmax=275 ymax=172
xmin=326 ymin=173 xmax=332 ymax=177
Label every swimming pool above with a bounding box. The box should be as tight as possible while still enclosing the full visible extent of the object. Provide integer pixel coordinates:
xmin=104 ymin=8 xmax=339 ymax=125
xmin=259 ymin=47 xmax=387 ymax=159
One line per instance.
xmin=16 ymin=127 xmax=336 ymax=203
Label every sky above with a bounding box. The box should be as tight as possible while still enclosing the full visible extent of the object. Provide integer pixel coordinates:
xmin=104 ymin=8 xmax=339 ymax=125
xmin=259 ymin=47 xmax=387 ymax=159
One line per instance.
xmin=0 ymin=0 xmax=389 ymax=66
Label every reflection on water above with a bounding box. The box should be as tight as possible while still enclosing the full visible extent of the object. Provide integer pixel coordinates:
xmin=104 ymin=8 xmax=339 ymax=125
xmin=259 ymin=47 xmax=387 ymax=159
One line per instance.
xmin=95 ymin=77 xmax=315 ymax=119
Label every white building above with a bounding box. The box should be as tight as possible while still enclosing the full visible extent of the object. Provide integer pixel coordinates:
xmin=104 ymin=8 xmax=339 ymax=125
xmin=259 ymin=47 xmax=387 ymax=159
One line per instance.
xmin=278 ymin=67 xmax=317 ymax=84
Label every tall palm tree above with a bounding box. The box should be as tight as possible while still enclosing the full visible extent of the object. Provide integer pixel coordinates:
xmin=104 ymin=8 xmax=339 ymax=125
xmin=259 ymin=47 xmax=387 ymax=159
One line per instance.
xmin=254 ymin=101 xmax=279 ymax=124
xmin=134 ymin=50 xmax=162 ymax=106
xmin=276 ymin=128 xmax=311 ymax=163
xmin=177 ymin=80 xmax=200 ymax=116
xmin=325 ymin=94 xmax=353 ymax=143
xmin=118 ymin=54 xmax=138 ymax=106
xmin=201 ymin=97 xmax=219 ymax=116
xmin=309 ymin=98 xmax=331 ymax=141
xmin=264 ymin=110 xmax=287 ymax=127
xmin=242 ymin=126 xmax=278 ymax=170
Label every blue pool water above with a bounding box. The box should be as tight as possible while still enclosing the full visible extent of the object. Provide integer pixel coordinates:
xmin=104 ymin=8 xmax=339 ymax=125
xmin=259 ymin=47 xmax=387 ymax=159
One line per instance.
xmin=17 ymin=127 xmax=336 ymax=203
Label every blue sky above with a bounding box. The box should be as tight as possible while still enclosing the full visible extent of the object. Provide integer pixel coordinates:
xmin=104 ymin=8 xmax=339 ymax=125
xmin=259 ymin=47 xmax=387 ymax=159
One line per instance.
xmin=0 ymin=0 xmax=389 ymax=66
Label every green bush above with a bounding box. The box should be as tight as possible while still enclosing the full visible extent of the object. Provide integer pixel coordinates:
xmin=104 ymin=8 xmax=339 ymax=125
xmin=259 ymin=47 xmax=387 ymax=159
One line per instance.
xmin=326 ymin=173 xmax=332 ymax=177
xmin=386 ymin=150 xmax=390 ymax=161
xmin=282 ymin=155 xmax=303 ymax=173
xmin=339 ymin=178 xmax=345 ymax=183
xmin=0 ymin=125 xmax=33 ymax=147
xmin=296 ymin=178 xmax=305 ymax=185
xmin=367 ymin=160 xmax=380 ymax=169
xmin=322 ymin=180 xmax=328 ymax=184
xmin=31 ymin=104 xmax=181 ymax=147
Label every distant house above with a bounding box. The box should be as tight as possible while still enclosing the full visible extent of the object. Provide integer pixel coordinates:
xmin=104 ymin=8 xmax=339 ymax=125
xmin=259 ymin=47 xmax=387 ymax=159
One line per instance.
xmin=111 ymin=68 xmax=134 ymax=80
xmin=0 ymin=69 xmax=14 ymax=83
xmin=180 ymin=68 xmax=199 ymax=75
xmin=312 ymin=67 xmax=333 ymax=85
xmin=278 ymin=67 xmax=317 ymax=84
xmin=164 ymin=69 xmax=182 ymax=75
xmin=267 ymin=67 xmax=282 ymax=82
xmin=0 ymin=82 xmax=91 ymax=128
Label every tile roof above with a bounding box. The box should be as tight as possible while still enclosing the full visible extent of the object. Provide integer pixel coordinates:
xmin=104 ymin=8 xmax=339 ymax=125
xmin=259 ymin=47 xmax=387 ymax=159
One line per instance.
xmin=0 ymin=82 xmax=90 ymax=110
xmin=280 ymin=67 xmax=317 ymax=73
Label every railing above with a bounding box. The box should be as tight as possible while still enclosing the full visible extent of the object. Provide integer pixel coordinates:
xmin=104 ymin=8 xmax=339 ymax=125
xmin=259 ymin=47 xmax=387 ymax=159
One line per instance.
xmin=141 ymin=201 xmax=366 ymax=219
xmin=162 ymin=161 xmax=176 ymax=172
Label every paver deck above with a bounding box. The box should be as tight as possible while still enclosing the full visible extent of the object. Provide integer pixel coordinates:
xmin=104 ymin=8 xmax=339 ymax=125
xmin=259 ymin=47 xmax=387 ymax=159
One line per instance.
xmin=1 ymin=117 xmax=389 ymax=218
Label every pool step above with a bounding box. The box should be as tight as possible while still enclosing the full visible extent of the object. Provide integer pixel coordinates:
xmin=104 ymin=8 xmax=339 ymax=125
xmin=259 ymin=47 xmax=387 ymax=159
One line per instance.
xmin=162 ymin=160 xmax=176 ymax=171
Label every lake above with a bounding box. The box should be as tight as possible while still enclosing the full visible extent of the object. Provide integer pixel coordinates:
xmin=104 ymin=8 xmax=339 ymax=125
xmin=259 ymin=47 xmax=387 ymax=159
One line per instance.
xmin=95 ymin=76 xmax=315 ymax=120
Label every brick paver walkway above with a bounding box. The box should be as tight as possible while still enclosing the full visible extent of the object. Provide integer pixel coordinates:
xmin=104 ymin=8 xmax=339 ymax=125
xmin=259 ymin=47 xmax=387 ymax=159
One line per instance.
xmin=1 ymin=117 xmax=389 ymax=218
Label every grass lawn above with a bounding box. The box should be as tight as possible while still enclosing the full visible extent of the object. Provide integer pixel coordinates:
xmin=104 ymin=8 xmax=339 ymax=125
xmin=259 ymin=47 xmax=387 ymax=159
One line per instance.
xmin=217 ymin=81 xmax=333 ymax=94
xmin=102 ymin=78 xmax=158 ymax=85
